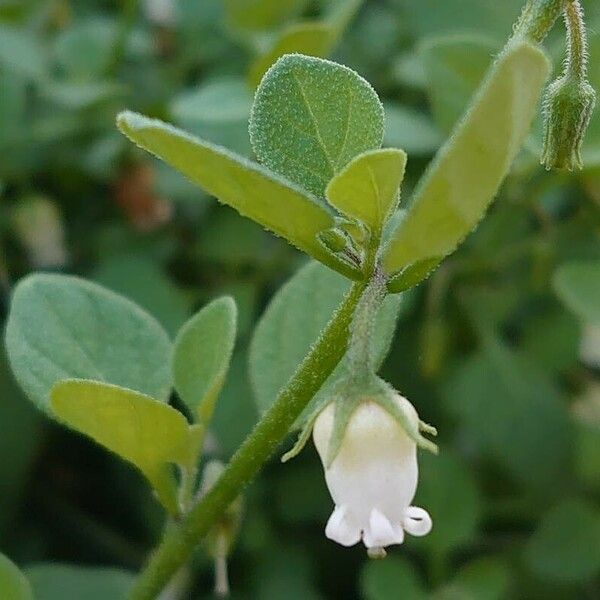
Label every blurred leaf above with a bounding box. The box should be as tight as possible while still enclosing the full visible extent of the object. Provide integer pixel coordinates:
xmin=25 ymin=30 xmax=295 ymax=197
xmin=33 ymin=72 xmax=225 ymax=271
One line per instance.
xmin=434 ymin=557 xmax=511 ymax=600
xmin=117 ymin=111 xmax=359 ymax=280
xmin=326 ymin=148 xmax=407 ymax=232
xmin=412 ymin=451 xmax=481 ymax=555
xmin=0 ymin=553 xmax=33 ymax=600
xmin=249 ymin=22 xmax=337 ymax=88
xmin=421 ymin=34 xmax=497 ymax=134
xmin=53 ymin=18 xmax=116 ymax=79
xmin=0 ymin=25 xmax=45 ymax=79
xmin=382 ymin=42 xmax=549 ymax=279
xmin=0 ymin=71 xmax=26 ymax=148
xmin=93 ymin=255 xmax=192 ymax=336
xmin=249 ymin=261 xmax=402 ymax=420
xmin=5 ymin=273 xmax=172 ymax=413
xmin=253 ymin=544 xmax=322 ymax=600
xmin=224 ymin=0 xmax=310 ymax=32
xmin=170 ymin=77 xmax=253 ymax=155
xmin=383 ymin=103 xmax=442 ymax=155
xmin=445 ymin=339 xmax=573 ymax=489
xmin=395 ymin=0 xmax=523 ymax=40
xmin=41 ymin=81 xmax=125 ymax=110
xmin=249 ymin=53 xmax=384 ymax=197
xmin=274 ymin=463 xmax=330 ymax=523
xmin=25 ymin=564 xmax=133 ymax=600
xmin=553 ymin=261 xmax=600 ymax=325
xmin=51 ymin=380 xmax=198 ymax=514
xmin=525 ymin=498 xmax=600 ymax=583
xmin=521 ymin=310 xmax=580 ymax=372
xmin=360 ymin=556 xmax=427 ymax=600
xmin=173 ymin=297 xmax=237 ymax=422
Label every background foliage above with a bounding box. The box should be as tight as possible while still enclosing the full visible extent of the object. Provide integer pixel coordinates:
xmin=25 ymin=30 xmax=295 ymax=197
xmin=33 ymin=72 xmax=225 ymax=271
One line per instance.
xmin=0 ymin=0 xmax=599 ymax=598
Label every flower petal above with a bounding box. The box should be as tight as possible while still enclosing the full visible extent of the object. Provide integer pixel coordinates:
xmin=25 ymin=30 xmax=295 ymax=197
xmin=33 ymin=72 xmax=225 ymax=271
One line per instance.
xmin=363 ymin=508 xmax=404 ymax=548
xmin=403 ymin=506 xmax=432 ymax=537
xmin=325 ymin=505 xmax=361 ymax=547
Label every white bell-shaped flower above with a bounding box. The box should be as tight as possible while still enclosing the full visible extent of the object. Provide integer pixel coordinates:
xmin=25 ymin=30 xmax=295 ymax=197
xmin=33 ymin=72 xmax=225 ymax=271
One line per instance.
xmin=313 ymin=393 xmax=432 ymax=552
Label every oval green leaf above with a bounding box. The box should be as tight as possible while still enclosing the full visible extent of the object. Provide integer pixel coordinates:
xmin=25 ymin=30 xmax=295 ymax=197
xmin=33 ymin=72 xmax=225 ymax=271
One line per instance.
xmin=326 ymin=148 xmax=407 ymax=233
xmin=249 ymin=53 xmax=384 ymax=198
xmin=51 ymin=379 xmax=199 ymax=514
xmin=173 ymin=297 xmax=237 ymax=422
xmin=117 ymin=111 xmax=359 ymax=280
xmin=5 ymin=273 xmax=172 ymax=414
xmin=382 ymin=41 xmax=550 ymax=279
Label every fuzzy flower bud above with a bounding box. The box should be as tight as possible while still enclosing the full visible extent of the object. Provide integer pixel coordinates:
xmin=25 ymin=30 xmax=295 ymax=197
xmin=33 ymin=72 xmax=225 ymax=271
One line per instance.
xmin=312 ymin=393 xmax=432 ymax=555
xmin=541 ymin=74 xmax=596 ymax=170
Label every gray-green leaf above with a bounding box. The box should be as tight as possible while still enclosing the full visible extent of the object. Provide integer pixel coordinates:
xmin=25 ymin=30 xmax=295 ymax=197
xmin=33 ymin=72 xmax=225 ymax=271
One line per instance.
xmin=5 ymin=273 xmax=172 ymax=414
xmin=173 ymin=297 xmax=237 ymax=422
xmin=249 ymin=53 xmax=384 ymax=198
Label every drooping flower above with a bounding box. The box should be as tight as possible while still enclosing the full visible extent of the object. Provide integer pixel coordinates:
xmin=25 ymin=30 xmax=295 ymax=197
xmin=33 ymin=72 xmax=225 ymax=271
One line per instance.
xmin=312 ymin=388 xmax=434 ymax=556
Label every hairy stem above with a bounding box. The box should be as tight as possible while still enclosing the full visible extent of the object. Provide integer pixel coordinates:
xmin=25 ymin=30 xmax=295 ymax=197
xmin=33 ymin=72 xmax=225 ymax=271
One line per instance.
xmin=128 ymin=280 xmax=366 ymax=599
xmin=563 ymin=0 xmax=588 ymax=81
xmin=512 ymin=0 xmax=566 ymax=44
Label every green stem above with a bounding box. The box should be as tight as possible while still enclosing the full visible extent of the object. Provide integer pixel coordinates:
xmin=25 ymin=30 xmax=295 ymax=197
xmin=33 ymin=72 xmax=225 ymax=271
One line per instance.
xmin=128 ymin=280 xmax=366 ymax=599
xmin=512 ymin=0 xmax=565 ymax=44
xmin=563 ymin=0 xmax=588 ymax=81
xmin=347 ymin=266 xmax=386 ymax=381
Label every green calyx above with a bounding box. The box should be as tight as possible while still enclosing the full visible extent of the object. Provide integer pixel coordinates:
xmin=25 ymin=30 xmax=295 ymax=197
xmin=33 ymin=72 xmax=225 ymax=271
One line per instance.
xmin=282 ymin=374 xmax=438 ymax=466
xmin=541 ymin=75 xmax=596 ymax=170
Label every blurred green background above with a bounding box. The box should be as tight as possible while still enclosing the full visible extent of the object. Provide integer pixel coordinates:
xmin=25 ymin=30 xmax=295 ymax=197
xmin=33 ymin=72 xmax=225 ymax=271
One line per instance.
xmin=1 ymin=0 xmax=600 ymax=598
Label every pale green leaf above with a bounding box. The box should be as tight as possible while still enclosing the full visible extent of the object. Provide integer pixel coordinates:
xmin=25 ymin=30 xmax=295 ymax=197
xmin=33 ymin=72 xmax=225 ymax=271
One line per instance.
xmin=173 ymin=297 xmax=237 ymax=422
xmin=421 ymin=34 xmax=498 ymax=134
xmin=249 ymin=22 xmax=337 ymax=88
xmin=5 ymin=274 xmax=172 ymax=414
xmin=525 ymin=499 xmax=600 ymax=583
xmin=326 ymin=148 xmax=407 ymax=232
xmin=117 ymin=111 xmax=359 ymax=280
xmin=249 ymin=53 xmax=384 ymax=198
xmin=26 ymin=564 xmax=134 ymax=600
xmin=249 ymin=261 xmax=402 ymax=420
xmin=382 ymin=41 xmax=550 ymax=279
xmin=0 ymin=553 xmax=33 ymax=600
xmin=553 ymin=261 xmax=600 ymax=325
xmin=51 ymin=379 xmax=198 ymax=514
